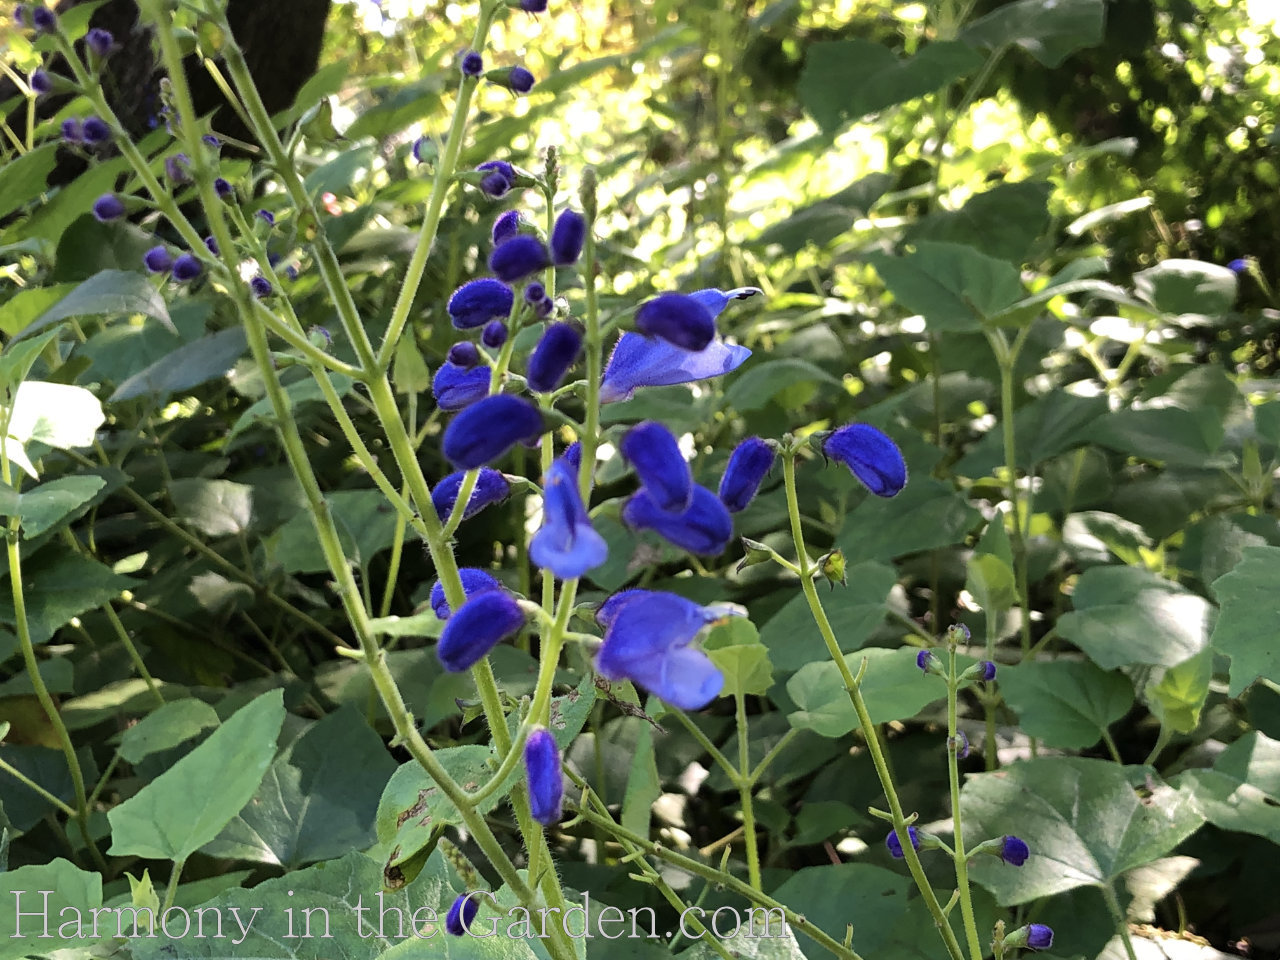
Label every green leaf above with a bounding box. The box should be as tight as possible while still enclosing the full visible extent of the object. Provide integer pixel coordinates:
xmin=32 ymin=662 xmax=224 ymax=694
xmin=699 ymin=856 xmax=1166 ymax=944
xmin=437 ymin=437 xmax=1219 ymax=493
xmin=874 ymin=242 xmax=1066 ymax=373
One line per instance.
xmin=7 ymin=381 xmax=105 ymax=451
xmin=0 ymin=143 xmax=58 ymax=223
xmin=1092 ymin=407 xmax=1228 ymax=468
xmin=393 ymin=334 xmax=432 ymax=396
xmin=110 ymin=326 xmax=248 ymax=402
xmin=228 ymin=373 xmax=355 ymax=441
xmin=962 ymin=758 xmax=1203 ymax=905
xmin=867 ymin=241 xmax=1024 ymax=332
xmin=0 ymin=552 xmax=135 ymax=645
xmin=705 ymin=618 xmax=774 ymax=697
xmin=1209 ymin=545 xmax=1280 ymax=696
xmin=787 ymin=647 xmax=949 ymax=737
xmin=115 ymin=698 xmax=220 ymax=764
xmin=267 ymin=488 xmax=401 ymax=573
xmin=1133 ymin=259 xmax=1238 ymax=319
xmin=0 ymin=329 xmax=62 ymax=401
xmin=759 ymin=561 xmax=897 ymax=672
xmin=954 ymin=391 xmax=1106 ymax=477
xmin=0 ymin=284 xmax=77 ymax=337
xmin=9 ymin=475 xmax=105 ymax=538
xmin=962 ymin=0 xmax=1105 ymax=68
xmin=837 ymin=479 xmax=981 ymax=565
xmin=203 ymin=705 xmax=396 ymax=868
xmin=965 ymin=553 xmax=1018 ymax=614
xmin=685 ymin=927 xmax=809 ymax=960
xmin=999 ymin=660 xmax=1134 ymax=750
xmin=1175 ymin=732 xmax=1280 ymax=846
xmin=771 ymin=863 xmax=911 ymax=959
xmin=799 ymin=40 xmax=981 ymax=134
xmin=107 ymin=690 xmax=286 ymax=861
xmin=1057 ymin=565 xmax=1214 ymax=670
xmin=622 ymin=716 xmax=662 ymax=837
xmin=24 ymin=269 xmax=172 ymax=340
xmin=724 ymin=358 xmax=840 ymax=412
xmin=0 ymin=859 xmax=103 ymax=959
xmin=1146 ymin=648 xmax=1212 ymax=735
xmin=906 ymin=181 xmax=1053 ymax=263
xmin=169 ymin=478 xmax=255 ymax=537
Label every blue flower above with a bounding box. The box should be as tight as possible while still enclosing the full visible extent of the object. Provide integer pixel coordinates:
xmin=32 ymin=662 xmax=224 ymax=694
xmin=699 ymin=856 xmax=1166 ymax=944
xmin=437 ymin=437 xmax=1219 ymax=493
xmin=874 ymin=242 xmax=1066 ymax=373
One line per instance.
xmin=623 ymin=484 xmax=732 ymax=556
xmin=92 ymin=194 xmax=124 ymax=222
xmin=916 ymin=649 xmax=936 ymax=672
xmin=445 ymin=893 xmax=480 ymax=936
xmin=508 ymin=66 xmax=536 ymax=93
xmin=256 ymin=209 xmax=275 ymax=226
xmin=432 ymin=362 xmax=490 ymax=411
xmin=822 ymin=424 xmax=907 ymax=497
xmin=29 ymin=70 xmax=52 ymax=96
xmin=250 ymin=276 xmax=272 ymax=298
xmin=550 ymin=210 xmax=585 ymax=266
xmin=594 ymin=590 xmax=733 ymax=709
xmin=81 ymin=116 xmax=110 ymax=144
xmin=530 ymin=458 xmax=607 ymax=579
xmin=448 ymin=278 xmax=514 ymax=329
xmin=61 ymin=119 xmax=83 ymax=144
xmin=164 ymin=153 xmax=191 ymax=184
xmin=143 ymin=246 xmax=172 ymax=274
xmin=526 ymin=322 xmax=581 ymax=392
xmin=492 ymin=210 xmax=521 ymax=244
xmin=447 ymin=342 xmax=481 ymax=368
xmin=1228 ymin=257 xmax=1249 ymax=274
xmin=482 ymin=320 xmax=507 ymax=348
xmin=31 ymin=5 xmax=55 ymax=33
xmin=1000 ymin=835 xmax=1029 ymax=866
xmin=599 ymin=335 xmax=750 ymax=403
xmin=214 ymin=177 xmax=233 ymax=199
xmin=524 ymin=282 xmax=546 ymax=305
xmin=460 ymin=50 xmax=484 ymax=76
xmin=635 ymin=293 xmax=716 ymax=351
xmin=204 ymin=236 xmax=219 ymax=256
xmin=884 ymin=826 xmax=919 ymax=859
xmin=444 ymin=394 xmax=544 ymax=468
xmin=86 ymin=27 xmax=114 ymax=57
xmin=437 ymin=590 xmax=525 ymax=671
xmin=430 ymin=568 xmax=502 ymax=619
xmin=1026 ymin=925 xmax=1053 ymax=950
xmin=431 ymin=468 xmax=511 ymax=523
xmin=979 ymin=660 xmax=997 ymax=681
xmin=524 ymin=728 xmax=563 ymax=825
xmin=490 ymin=236 xmax=550 ymax=283
xmin=172 ymin=253 xmax=202 ymax=282
xmin=620 ymin=421 xmax=691 ymax=513
xmin=476 ymin=160 xmax=513 ymax=198
xmin=718 ymin=437 xmax=773 ymax=512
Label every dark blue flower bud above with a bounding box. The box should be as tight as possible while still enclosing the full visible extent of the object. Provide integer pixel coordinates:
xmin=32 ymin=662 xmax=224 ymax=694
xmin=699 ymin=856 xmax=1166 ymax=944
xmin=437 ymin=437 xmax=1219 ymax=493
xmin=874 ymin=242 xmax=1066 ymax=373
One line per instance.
xmin=85 ymin=27 xmax=114 ymax=57
xmin=635 ymin=293 xmax=716 ymax=351
xmin=432 ymin=362 xmax=490 ymax=411
xmin=250 ymin=276 xmax=272 ymax=298
xmin=718 ymin=437 xmax=773 ymax=512
xmin=214 ymin=177 xmax=233 ymax=199
xmin=620 ymin=421 xmax=691 ymax=513
xmin=30 ymin=70 xmax=53 ymax=95
xmin=526 ymin=322 xmax=581 ymax=392
xmin=509 ymin=66 xmax=535 ymax=93
xmin=885 ymin=826 xmax=919 ymax=859
xmin=525 ymin=728 xmax=563 ymax=825
xmin=550 ymin=209 xmax=585 ymax=266
xmin=476 ymin=160 xmax=515 ymax=199
xmin=172 ymin=253 xmax=202 ymax=282
xmin=431 ymin=469 xmax=511 ymax=524
xmin=163 ymin=152 xmax=190 ymax=183
xmin=623 ymin=484 xmax=732 ymax=555
xmin=443 ymin=394 xmax=543 ymax=468
xmin=285 ymin=264 xmax=298 ymax=281
xmin=61 ymin=118 xmax=83 ymax=143
xmin=524 ymin=281 xmax=546 ymax=304
xmin=448 ymin=278 xmax=514 ymax=329
xmin=1026 ymin=925 xmax=1053 ymax=950
xmin=445 ymin=893 xmax=481 ymax=936
xmin=917 ymin=649 xmax=935 ymax=672
xmin=256 ymin=209 xmax=275 ymax=227
xmin=202 ymin=134 xmax=221 ymax=150
xmin=14 ymin=6 xmax=27 ymax=28
xmin=1000 ymin=835 xmax=1029 ymax=866
xmin=822 ymin=423 xmax=907 ymax=497
xmin=448 ymin=342 xmax=481 ymax=368
xmin=492 ymin=210 xmax=521 ymax=244
xmin=490 ymin=235 xmax=551 ymax=283
xmin=482 ymin=320 xmax=508 ymax=348
xmin=520 ymin=0 xmax=548 ymax=11
xmin=978 ymin=660 xmax=997 ymax=681
xmin=461 ymin=50 xmax=484 ymax=76
xmin=1228 ymin=257 xmax=1249 ymax=274
xmin=92 ymin=193 xmax=124 ymax=222
xmin=563 ymin=441 xmax=582 ymax=473
xmin=436 ymin=589 xmax=525 ymax=671
xmin=204 ymin=236 xmax=219 ymax=255
xmin=143 ymin=246 xmax=173 ymax=274
xmin=430 ymin=567 xmax=502 ymax=619
xmin=82 ymin=116 xmax=110 ymax=144
xmin=411 ymin=136 xmax=432 ymax=163
xmin=31 ymin=5 xmax=55 ymax=32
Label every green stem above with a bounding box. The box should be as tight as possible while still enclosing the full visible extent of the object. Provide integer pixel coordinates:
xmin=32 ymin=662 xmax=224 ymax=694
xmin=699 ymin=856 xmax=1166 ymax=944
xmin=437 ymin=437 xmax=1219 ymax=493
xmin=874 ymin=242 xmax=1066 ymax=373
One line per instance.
xmin=669 ymin=709 xmax=737 ymax=781
xmin=750 ymin=727 xmax=799 ymax=783
xmin=162 ymin=857 xmax=187 ymax=913
xmin=736 ymin=690 xmax=762 ymax=890
xmin=0 ymin=755 xmax=77 ymax=817
xmin=947 ymin=651 xmax=983 ymax=960
xmin=102 ymin=604 xmax=164 ymax=707
xmin=1102 ymin=883 xmax=1140 ymax=960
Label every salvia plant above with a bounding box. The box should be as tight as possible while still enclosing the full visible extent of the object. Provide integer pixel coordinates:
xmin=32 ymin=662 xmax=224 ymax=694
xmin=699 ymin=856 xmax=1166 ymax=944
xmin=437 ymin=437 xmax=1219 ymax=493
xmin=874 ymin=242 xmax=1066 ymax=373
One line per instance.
xmin=0 ymin=0 xmax=1277 ymax=959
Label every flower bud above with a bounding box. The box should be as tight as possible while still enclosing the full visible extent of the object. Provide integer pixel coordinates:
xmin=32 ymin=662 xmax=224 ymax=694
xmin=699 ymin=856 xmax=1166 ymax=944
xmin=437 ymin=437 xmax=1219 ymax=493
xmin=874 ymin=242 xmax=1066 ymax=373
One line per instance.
xmin=476 ymin=160 xmax=514 ymax=198
xmin=448 ymin=278 xmax=514 ymax=329
xmin=214 ymin=177 xmax=233 ymax=199
xmin=411 ymin=137 xmax=433 ymax=164
xmin=82 ymin=116 xmax=111 ymax=144
xmin=949 ymin=731 xmax=970 ymax=759
xmin=432 ymin=362 xmax=490 ymax=411
xmin=92 ymin=194 xmax=124 ymax=222
xmin=492 ymin=210 xmax=521 ymax=244
xmin=821 ymin=423 xmax=907 ymax=497
xmin=31 ymin=5 xmax=55 ymax=33
xmin=524 ymin=281 xmax=546 ymax=305
xmin=164 ymin=152 xmax=190 ymax=183
xmin=550 ymin=209 xmax=585 ymax=266
xmin=635 ymin=293 xmax=716 ymax=351
xmin=620 ymin=421 xmax=691 ymax=513
xmin=443 ymin=394 xmax=544 ymax=468
xmin=1000 ymin=835 xmax=1029 ymax=866
xmin=718 ymin=436 xmax=773 ymax=512
xmin=916 ymin=649 xmax=942 ymax=676
xmin=524 ymin=728 xmax=564 ymax=825
xmin=460 ymin=50 xmax=484 ymax=77
xmin=526 ymin=322 xmax=581 ymax=393
xmin=1228 ymin=257 xmax=1249 ymax=274
xmin=436 ymin=589 xmax=526 ymax=671
xmin=85 ymin=27 xmax=114 ymax=57
xmin=445 ymin=893 xmax=481 ymax=936
xmin=885 ymin=826 xmax=919 ymax=859
xmin=489 ymin=235 xmax=551 ymax=283
xmin=482 ymin=320 xmax=508 ymax=348
xmin=487 ymin=65 xmax=536 ymax=93
xmin=623 ymin=484 xmax=732 ymax=556
xmin=820 ymin=548 xmax=847 ymax=588
xmin=431 ymin=469 xmax=511 ymax=524
xmin=250 ymin=276 xmax=272 ymax=298
xmin=447 ymin=341 xmax=481 ymax=369
xmin=29 ymin=70 xmax=52 ymax=96
xmin=256 ymin=209 xmax=275 ymax=227
xmin=429 ymin=567 xmax=502 ymax=619
xmin=143 ymin=246 xmax=173 ymax=274
xmin=518 ymin=0 xmax=548 ymax=10
xmin=1005 ymin=924 xmax=1054 ymax=951
xmin=736 ymin=537 xmax=775 ymax=573
xmin=959 ymin=660 xmax=997 ymax=684
xmin=204 ymin=236 xmax=219 ymax=255
xmin=172 ymin=253 xmax=202 ymax=282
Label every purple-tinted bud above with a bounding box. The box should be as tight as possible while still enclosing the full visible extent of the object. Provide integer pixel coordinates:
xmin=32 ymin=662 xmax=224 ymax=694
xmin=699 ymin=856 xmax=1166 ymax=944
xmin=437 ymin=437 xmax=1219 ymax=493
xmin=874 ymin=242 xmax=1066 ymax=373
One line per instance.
xmin=482 ymin=320 xmax=508 ymax=348
xmin=978 ymin=660 xmax=997 ymax=682
xmin=202 ymin=134 xmax=221 ymax=149
xmin=489 ymin=235 xmax=551 ymax=283
xmin=163 ymin=152 xmax=190 ymax=182
xmin=14 ymin=6 xmax=27 ymax=28
xmin=432 ymin=363 xmax=490 ymax=411
xmin=1228 ymin=257 xmax=1249 ymax=274
xmin=82 ymin=116 xmax=110 ymax=144
xmin=620 ymin=421 xmax=691 ymax=513
xmin=92 ymin=194 xmax=124 ymax=222
xmin=563 ymin=441 xmax=582 ymax=473
xmin=1026 ymin=925 xmax=1053 ymax=950
xmin=204 ymin=236 xmax=219 ymax=255
xmin=250 ymin=276 xmax=272 ymax=298
xmin=429 ymin=568 xmax=503 ymax=619
xmin=85 ymin=27 xmax=114 ymax=57
xmin=436 ymin=590 xmax=526 ymax=671
xmin=508 ymin=66 xmax=535 ymax=93
xmin=476 ymin=160 xmax=515 ymax=186
xmin=916 ymin=649 xmax=936 ymax=672
xmin=480 ymin=171 xmax=509 ymax=198
xmin=520 ymin=0 xmax=548 ymax=11
xmin=172 ymin=253 xmax=202 ymax=282
xmin=526 ymin=322 xmax=582 ymax=392
xmin=718 ymin=436 xmax=774 ymax=512
xmin=1000 ymin=835 xmax=1029 ymax=866
xmin=884 ymin=826 xmax=919 ymax=859
xmin=524 ymin=728 xmax=563 ymax=825
xmin=448 ymin=278 xmax=514 ymax=329
xmin=31 ymin=5 xmax=55 ymax=32
xmin=443 ymin=394 xmax=544 ymax=468
xmin=635 ymin=293 xmax=716 ymax=352
xmin=431 ymin=470 xmax=511 ymax=525
xmin=285 ymin=264 xmax=298 ymax=281
xmin=532 ymin=296 xmax=553 ymax=318
xmin=214 ymin=177 xmax=233 ymax=199
xmin=30 ymin=70 xmax=52 ymax=95
xmin=550 ymin=209 xmax=585 ymax=266
xmin=256 ymin=209 xmax=275 ymax=227
xmin=492 ymin=210 xmax=521 ymax=244
xmin=60 ymin=118 xmax=83 ymax=143
xmin=461 ymin=50 xmax=484 ymax=77
xmin=949 ymin=731 xmax=970 ymax=759
xmin=143 ymin=246 xmax=173 ymax=274
xmin=445 ymin=893 xmax=481 ymax=936
xmin=523 ymin=281 xmax=546 ymax=304
xmin=447 ymin=341 xmax=481 ymax=369
xmin=411 ymin=136 xmax=432 ymax=163
xmin=822 ymin=423 xmax=907 ymax=497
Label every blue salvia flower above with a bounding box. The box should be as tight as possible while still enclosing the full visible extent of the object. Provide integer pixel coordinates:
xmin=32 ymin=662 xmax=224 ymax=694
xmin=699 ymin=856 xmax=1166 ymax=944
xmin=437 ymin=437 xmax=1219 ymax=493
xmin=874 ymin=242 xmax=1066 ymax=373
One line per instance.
xmin=550 ymin=209 xmax=585 ymax=266
xmin=822 ymin=423 xmax=907 ymax=497
xmin=884 ymin=826 xmax=919 ymax=859
xmin=520 ymin=0 xmax=548 ymax=11
xmin=1026 ymin=925 xmax=1053 ymax=950
xmin=718 ymin=436 xmax=774 ymax=512
xmin=437 ymin=590 xmax=526 ymax=671
xmin=623 ymin=484 xmax=732 ymax=555
xmin=526 ymin=322 xmax=582 ymax=393
xmin=250 ymin=276 xmax=272 ymax=298
xmin=443 ymin=394 xmax=543 ymax=468
xmin=595 ymin=590 xmax=739 ymax=709
xmin=143 ymin=246 xmax=173 ymax=274
xmin=85 ymin=27 xmax=114 ymax=57
xmin=490 ymin=235 xmax=551 ymax=282
xmin=524 ymin=281 xmax=546 ymax=304
xmin=172 ymin=253 xmax=202 ymax=282
xmin=447 ymin=342 xmax=481 ymax=368
xmin=978 ymin=660 xmax=997 ymax=681
xmin=81 ymin=116 xmax=110 ymax=144
xmin=916 ymin=649 xmax=938 ymax=673
xmin=1000 ymin=835 xmax=1029 ymax=866
xmin=505 ymin=66 xmax=536 ymax=93
xmin=432 ymin=362 xmax=490 ymax=411
xmin=430 ymin=568 xmax=503 ymax=619
xmin=460 ymin=50 xmax=484 ymax=77
xmin=31 ymin=5 xmax=55 ymax=33
xmin=1228 ymin=257 xmax=1249 ymax=274
xmin=204 ymin=236 xmax=219 ymax=256
xmin=29 ymin=70 xmax=53 ymax=96
xmin=476 ymin=161 xmax=515 ymax=198
xmin=492 ymin=210 xmax=522 ymax=244
xmin=431 ymin=469 xmax=511 ymax=523
xmin=445 ymin=893 xmax=480 ymax=936
xmin=214 ymin=177 xmax=233 ymax=199
xmin=448 ymin=278 xmax=514 ymax=329
xmin=92 ymin=194 xmax=124 ymax=222
xmin=620 ymin=421 xmax=691 ymax=513
xmin=482 ymin=320 xmax=508 ymax=348
xmin=524 ymin=728 xmax=563 ymax=825
xmin=530 ymin=457 xmax=607 ymax=579
xmin=61 ymin=119 xmax=83 ymax=144
xmin=635 ymin=293 xmax=716 ymax=351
